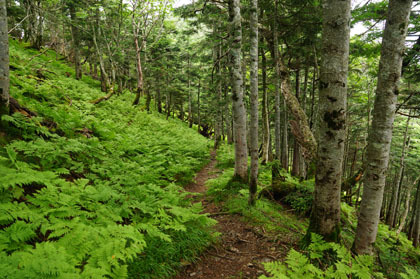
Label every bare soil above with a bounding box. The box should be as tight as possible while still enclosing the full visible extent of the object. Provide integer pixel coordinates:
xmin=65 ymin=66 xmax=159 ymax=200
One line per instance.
xmin=174 ymin=152 xmax=288 ymax=279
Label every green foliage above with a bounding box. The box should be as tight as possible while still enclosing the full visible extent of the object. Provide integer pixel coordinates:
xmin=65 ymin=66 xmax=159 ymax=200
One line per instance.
xmin=207 ymin=146 xmax=306 ymax=237
xmin=260 ymin=234 xmax=384 ymax=279
xmin=0 ymin=40 xmax=215 ymax=278
xmin=374 ymin=224 xmax=420 ymax=279
xmin=283 ymin=179 xmax=314 ymax=216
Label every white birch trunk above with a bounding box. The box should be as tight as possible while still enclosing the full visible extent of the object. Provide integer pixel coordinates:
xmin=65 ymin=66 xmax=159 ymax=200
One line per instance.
xmin=228 ymin=0 xmax=248 ymax=182
xmin=249 ymin=0 xmax=259 ymax=205
xmin=354 ymin=0 xmax=413 ymax=255
xmin=308 ymin=0 xmax=351 ymax=242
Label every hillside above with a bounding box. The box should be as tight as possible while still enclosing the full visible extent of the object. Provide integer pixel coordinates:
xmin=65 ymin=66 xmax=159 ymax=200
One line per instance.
xmin=1 ymin=40 xmax=420 ymax=279
xmin=2 ymin=0 xmax=420 ymax=277
xmin=0 ymin=40 xmax=215 ymax=278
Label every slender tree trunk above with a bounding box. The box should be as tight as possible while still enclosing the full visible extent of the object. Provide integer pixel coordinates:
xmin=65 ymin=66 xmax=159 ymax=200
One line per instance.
xmin=386 ymin=169 xmax=399 ymax=220
xmin=387 ymin=116 xmax=411 ymax=227
xmin=188 ymin=55 xmax=193 ymax=128
xmin=0 ymin=0 xmax=9 ymax=116
xmin=157 ymin=86 xmax=162 ymax=113
xmin=132 ymin=35 xmax=144 ymax=106
xmin=307 ymin=0 xmax=351 ymax=243
xmin=397 ymin=176 xmax=420 ymax=235
xmin=353 ymin=0 xmax=412 ymax=255
xmin=393 ymin=168 xmax=406 ymax=228
xmin=261 ymin=41 xmax=270 ymax=165
xmin=249 ymin=0 xmax=259 ymax=205
xmin=145 ymin=87 xmax=152 ymax=112
xmin=281 ymin=99 xmax=288 ymax=170
xmin=91 ymin=16 xmax=110 ymax=92
xmin=292 ymin=69 xmax=301 ymax=176
xmin=214 ymin=26 xmax=223 ymax=149
xmin=299 ymin=65 xmax=309 ymax=177
xmin=198 ymin=78 xmax=201 ymax=133
xmin=225 ymin=88 xmax=233 ymax=144
xmin=228 ymin=0 xmax=248 ymax=182
xmin=413 ymin=181 xmax=420 ymax=247
xmin=69 ymin=3 xmax=82 ymax=80
xmin=272 ymin=7 xmax=281 ymax=162
xmin=408 ymin=180 xmax=419 ymax=240
xmin=309 ymin=66 xmax=317 ymax=130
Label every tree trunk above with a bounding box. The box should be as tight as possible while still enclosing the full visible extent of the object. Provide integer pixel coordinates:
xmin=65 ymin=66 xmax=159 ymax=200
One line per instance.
xmin=299 ymin=65 xmax=309 ymax=178
xmin=249 ymin=0 xmax=259 ymax=205
xmin=278 ymin=62 xmax=316 ymax=162
xmin=132 ymin=35 xmax=144 ymax=106
xmin=261 ymin=41 xmax=270 ymax=165
xmin=91 ymin=18 xmax=110 ymax=93
xmin=309 ymin=66 xmax=317 ymax=130
xmin=292 ymin=69 xmax=301 ymax=177
xmin=353 ymin=0 xmax=412 ymax=255
xmin=228 ymin=0 xmax=248 ymax=182
xmin=69 ymin=3 xmax=82 ymax=80
xmin=397 ymin=175 xmax=420 ymax=235
xmin=272 ymin=10 xmax=282 ymax=162
xmin=281 ymin=99 xmax=288 ymax=170
xmin=198 ymin=78 xmax=201 ymax=133
xmin=413 ymin=181 xmax=420 ymax=247
xmin=387 ymin=116 xmax=411 ymax=227
xmin=0 ymin=0 xmax=9 ymax=116
xmin=188 ymin=55 xmax=193 ymax=128
xmin=214 ymin=26 xmax=223 ymax=149
xmin=307 ymin=0 xmax=351 ymax=243
xmin=225 ymin=88 xmax=233 ymax=144
xmin=157 ymin=86 xmax=162 ymax=113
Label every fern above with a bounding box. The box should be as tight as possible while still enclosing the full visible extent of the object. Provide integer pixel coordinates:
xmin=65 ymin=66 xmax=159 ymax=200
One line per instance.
xmin=0 ymin=40 xmax=215 ymax=279
xmin=260 ymin=234 xmax=384 ymax=279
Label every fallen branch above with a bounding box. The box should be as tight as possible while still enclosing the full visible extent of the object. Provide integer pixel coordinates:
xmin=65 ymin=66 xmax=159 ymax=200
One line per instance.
xmin=90 ymin=88 xmax=115 ymax=105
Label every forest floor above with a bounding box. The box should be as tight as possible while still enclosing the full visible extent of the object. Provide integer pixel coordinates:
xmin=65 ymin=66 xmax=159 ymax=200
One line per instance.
xmin=175 ymin=151 xmax=289 ymax=279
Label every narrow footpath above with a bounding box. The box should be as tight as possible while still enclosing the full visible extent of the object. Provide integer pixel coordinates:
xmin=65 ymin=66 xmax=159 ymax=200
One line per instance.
xmin=175 ymin=152 xmax=286 ymax=279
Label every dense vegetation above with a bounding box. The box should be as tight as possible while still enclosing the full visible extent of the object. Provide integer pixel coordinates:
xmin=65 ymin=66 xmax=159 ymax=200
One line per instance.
xmin=1 ymin=0 xmax=420 ymax=278
xmin=0 ymin=40 xmax=215 ymax=278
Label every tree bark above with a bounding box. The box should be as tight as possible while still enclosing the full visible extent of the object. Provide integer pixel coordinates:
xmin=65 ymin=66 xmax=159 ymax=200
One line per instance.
xmin=353 ymin=0 xmax=412 ymax=255
xmin=249 ymin=0 xmax=259 ymax=205
xmin=281 ymin=98 xmax=288 ymax=170
xmin=198 ymin=77 xmax=201 ymax=133
xmin=292 ymin=69 xmax=301 ymax=177
xmin=228 ymin=0 xmax=248 ymax=182
xmin=307 ymin=0 xmax=351 ymax=243
xmin=225 ymin=88 xmax=233 ymax=144
xmin=188 ymin=54 xmax=193 ymax=128
xmin=299 ymin=65 xmax=309 ymax=178
xmin=261 ymin=41 xmax=270 ymax=165
xmin=413 ymin=180 xmax=420 ymax=247
xmin=279 ymin=62 xmax=316 ymax=162
xmin=272 ymin=7 xmax=282 ymax=162
xmin=0 ymin=0 xmax=9 ymax=116
xmin=214 ymin=25 xmax=223 ymax=149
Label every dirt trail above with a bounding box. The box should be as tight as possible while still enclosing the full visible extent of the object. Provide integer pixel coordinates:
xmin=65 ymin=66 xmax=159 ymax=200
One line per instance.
xmin=175 ymin=152 xmax=286 ymax=279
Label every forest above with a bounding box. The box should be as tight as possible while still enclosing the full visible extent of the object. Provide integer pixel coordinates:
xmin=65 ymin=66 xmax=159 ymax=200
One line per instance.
xmin=0 ymin=0 xmax=420 ymax=278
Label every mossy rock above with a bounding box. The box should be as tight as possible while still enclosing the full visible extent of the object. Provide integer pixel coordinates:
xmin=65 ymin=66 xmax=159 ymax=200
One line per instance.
xmin=259 ymin=181 xmax=297 ymax=201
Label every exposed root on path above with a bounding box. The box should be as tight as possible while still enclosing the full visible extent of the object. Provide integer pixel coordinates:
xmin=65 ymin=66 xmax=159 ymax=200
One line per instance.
xmin=175 ymin=151 xmax=288 ymax=279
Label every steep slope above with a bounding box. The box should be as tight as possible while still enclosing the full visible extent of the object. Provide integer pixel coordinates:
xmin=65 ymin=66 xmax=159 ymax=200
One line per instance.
xmin=0 ymin=40 xmax=215 ymax=279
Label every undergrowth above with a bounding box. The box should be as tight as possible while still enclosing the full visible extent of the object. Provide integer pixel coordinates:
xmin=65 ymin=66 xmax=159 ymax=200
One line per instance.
xmin=0 ymin=40 xmax=215 ymax=278
xmin=210 ymin=144 xmax=420 ymax=279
